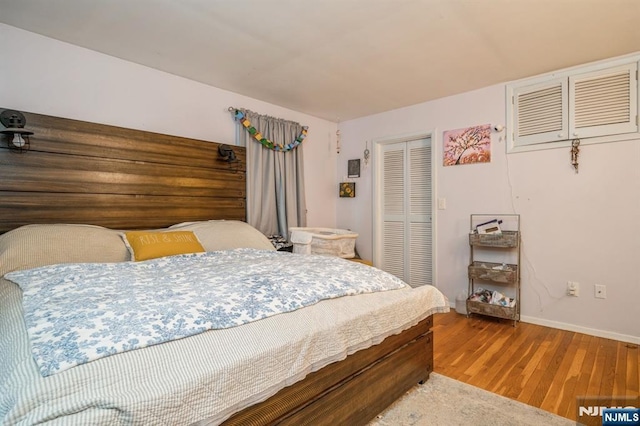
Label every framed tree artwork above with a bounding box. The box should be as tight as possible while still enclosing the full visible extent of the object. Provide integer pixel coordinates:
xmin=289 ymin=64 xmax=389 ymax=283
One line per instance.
xmin=443 ymin=124 xmax=491 ymax=166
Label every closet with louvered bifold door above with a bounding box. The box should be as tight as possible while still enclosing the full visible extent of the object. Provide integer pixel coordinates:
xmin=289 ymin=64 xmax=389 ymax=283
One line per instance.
xmin=378 ymin=137 xmax=432 ymax=288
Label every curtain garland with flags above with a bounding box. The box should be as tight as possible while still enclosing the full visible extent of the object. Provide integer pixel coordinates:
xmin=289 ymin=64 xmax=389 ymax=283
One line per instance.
xmin=231 ymin=109 xmax=308 ymax=152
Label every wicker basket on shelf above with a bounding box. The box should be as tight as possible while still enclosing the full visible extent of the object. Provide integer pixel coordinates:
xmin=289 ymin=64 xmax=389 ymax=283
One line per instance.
xmin=466 ymin=300 xmax=518 ymax=320
xmin=468 ymin=261 xmax=518 ymax=284
xmin=469 ymin=231 xmax=519 ymax=247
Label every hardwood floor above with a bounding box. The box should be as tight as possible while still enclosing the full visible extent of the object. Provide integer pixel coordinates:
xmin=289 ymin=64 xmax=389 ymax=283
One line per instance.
xmin=433 ymin=311 xmax=639 ymax=421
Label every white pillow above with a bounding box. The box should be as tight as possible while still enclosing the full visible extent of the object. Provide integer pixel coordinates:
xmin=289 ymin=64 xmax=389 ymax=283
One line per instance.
xmin=169 ymin=220 xmax=275 ymax=251
xmin=0 ymin=224 xmax=129 ymax=276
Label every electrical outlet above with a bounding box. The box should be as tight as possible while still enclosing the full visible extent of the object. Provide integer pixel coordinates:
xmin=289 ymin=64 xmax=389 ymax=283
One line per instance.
xmin=437 ymin=198 xmax=447 ymax=210
xmin=595 ymin=284 xmax=606 ymax=299
xmin=567 ymin=281 xmax=579 ymax=297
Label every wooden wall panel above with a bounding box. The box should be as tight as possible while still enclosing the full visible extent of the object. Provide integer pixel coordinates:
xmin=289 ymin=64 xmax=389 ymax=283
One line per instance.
xmin=16 ymin=111 xmax=247 ymax=169
xmin=0 ymin=108 xmax=246 ymax=233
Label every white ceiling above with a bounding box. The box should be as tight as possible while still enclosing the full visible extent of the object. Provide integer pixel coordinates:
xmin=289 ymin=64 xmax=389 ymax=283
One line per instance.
xmin=1 ymin=0 xmax=639 ymax=122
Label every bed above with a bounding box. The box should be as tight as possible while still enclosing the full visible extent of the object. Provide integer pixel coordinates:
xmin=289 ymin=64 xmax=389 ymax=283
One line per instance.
xmin=0 ymin=108 xmax=449 ymax=425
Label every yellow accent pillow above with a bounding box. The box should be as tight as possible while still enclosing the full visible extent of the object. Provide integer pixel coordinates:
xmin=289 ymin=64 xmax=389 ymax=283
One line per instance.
xmin=123 ymin=231 xmax=205 ymax=261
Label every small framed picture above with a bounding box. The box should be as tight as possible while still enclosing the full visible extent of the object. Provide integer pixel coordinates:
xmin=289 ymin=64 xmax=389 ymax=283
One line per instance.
xmin=348 ymin=159 xmax=360 ymax=178
xmin=339 ymin=182 xmax=356 ymax=198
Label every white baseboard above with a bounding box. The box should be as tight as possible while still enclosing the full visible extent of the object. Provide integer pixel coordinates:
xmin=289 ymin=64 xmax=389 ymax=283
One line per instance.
xmin=445 ymin=300 xmax=639 ymax=345
xmin=520 ymin=315 xmax=640 ymax=345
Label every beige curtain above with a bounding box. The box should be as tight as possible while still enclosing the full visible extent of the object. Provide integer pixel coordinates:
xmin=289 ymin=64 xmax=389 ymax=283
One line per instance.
xmin=239 ymin=110 xmax=307 ymax=237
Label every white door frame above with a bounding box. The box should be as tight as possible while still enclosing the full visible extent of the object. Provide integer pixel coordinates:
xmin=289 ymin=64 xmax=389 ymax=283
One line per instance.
xmin=372 ymin=131 xmax=437 ymax=285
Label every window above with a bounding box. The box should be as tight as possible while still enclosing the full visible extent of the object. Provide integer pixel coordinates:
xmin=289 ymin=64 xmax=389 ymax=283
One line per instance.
xmin=507 ymin=56 xmax=639 ymax=152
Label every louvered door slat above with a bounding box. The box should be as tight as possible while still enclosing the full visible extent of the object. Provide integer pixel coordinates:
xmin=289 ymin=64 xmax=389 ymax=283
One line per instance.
xmin=381 ymin=145 xmax=406 ymax=280
xmin=514 ymin=78 xmax=568 ymax=144
xmin=408 ymin=141 xmax=432 ymax=287
xmin=383 ymin=149 xmax=404 ymax=217
xmin=570 ymin=63 xmax=637 ymax=136
xmin=409 ymin=144 xmax=431 ymax=216
xmin=382 ymin=221 xmax=405 ymax=281
xmin=409 ymin=222 xmax=432 ymax=288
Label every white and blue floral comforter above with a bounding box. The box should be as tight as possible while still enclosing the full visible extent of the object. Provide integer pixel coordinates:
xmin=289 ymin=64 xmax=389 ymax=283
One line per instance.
xmin=4 ymin=248 xmax=406 ymax=376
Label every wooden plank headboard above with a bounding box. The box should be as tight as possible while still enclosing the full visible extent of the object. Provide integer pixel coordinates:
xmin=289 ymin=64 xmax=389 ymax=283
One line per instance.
xmin=0 ymin=108 xmax=246 ymax=234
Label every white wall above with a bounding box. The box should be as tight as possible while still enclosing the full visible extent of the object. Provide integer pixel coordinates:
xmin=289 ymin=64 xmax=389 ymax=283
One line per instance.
xmin=0 ymin=23 xmax=339 ymax=229
xmin=337 ymin=73 xmax=640 ymax=343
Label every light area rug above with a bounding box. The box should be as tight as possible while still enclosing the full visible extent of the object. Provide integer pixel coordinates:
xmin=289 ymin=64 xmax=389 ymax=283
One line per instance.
xmin=368 ymin=373 xmax=573 ymax=426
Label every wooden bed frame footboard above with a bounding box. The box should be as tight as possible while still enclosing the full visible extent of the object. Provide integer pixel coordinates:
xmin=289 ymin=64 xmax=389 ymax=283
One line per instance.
xmin=223 ymin=315 xmax=434 ymax=426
